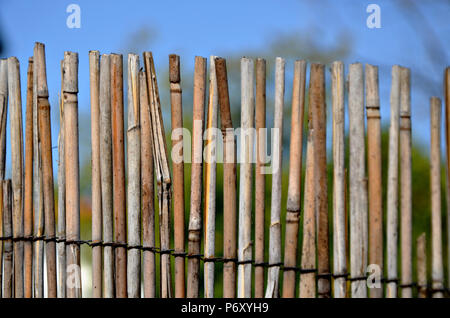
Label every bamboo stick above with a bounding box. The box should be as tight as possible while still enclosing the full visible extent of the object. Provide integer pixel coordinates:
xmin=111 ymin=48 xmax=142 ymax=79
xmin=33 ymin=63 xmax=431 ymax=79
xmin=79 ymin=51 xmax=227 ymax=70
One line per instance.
xmin=89 ymin=51 xmax=102 ymax=298
xmin=215 ymin=57 xmax=237 ymax=298
xmin=127 ymin=53 xmax=141 ymax=298
xmin=63 ymin=51 xmax=81 ymax=298
xmin=35 ymin=44 xmax=57 ymax=297
xmin=57 ymin=59 xmax=66 ymax=298
xmin=32 ymin=43 xmax=44 ymax=298
xmin=143 ymin=52 xmax=172 ymax=298
xmin=238 ymin=57 xmax=254 ymax=298
xmin=140 ymin=69 xmax=156 ymax=298
xmin=311 ymin=63 xmax=330 ymax=298
xmin=386 ymin=65 xmax=401 ymax=298
xmin=266 ymin=57 xmax=285 ymax=298
xmin=110 ymin=53 xmax=127 ymax=298
xmin=399 ymin=67 xmax=412 ymax=298
xmin=204 ymin=56 xmax=219 ymax=298
xmin=416 ymin=233 xmax=427 ymax=298
xmin=8 ymin=56 xmax=25 ymax=298
xmin=186 ymin=56 xmax=206 ymax=298
xmin=3 ymin=180 xmax=13 ymax=298
xmin=24 ymin=57 xmax=34 ymax=298
xmin=254 ymin=58 xmax=266 ymax=298
xmin=299 ymin=117 xmax=316 ymax=298
xmin=0 ymin=59 xmax=7 ymax=178
xmin=349 ymin=63 xmax=368 ymax=298
xmin=0 ymin=181 xmax=3 ymax=297
xmin=169 ymin=54 xmax=185 ymax=298
xmin=331 ymin=61 xmax=346 ymax=298
xmin=365 ymin=64 xmax=383 ymax=298
xmin=99 ymin=54 xmax=114 ymax=298
xmin=430 ymin=96 xmax=444 ymax=298
xmin=444 ymin=66 xmax=450 ymax=291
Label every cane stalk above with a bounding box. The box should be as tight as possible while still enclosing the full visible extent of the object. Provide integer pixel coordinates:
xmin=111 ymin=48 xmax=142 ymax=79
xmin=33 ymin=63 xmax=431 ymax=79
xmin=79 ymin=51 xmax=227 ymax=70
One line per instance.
xmin=386 ymin=65 xmax=401 ymax=298
xmin=127 ymin=53 xmax=141 ymax=298
xmin=110 ymin=53 xmax=127 ymax=298
xmin=215 ymin=57 xmax=237 ymax=298
xmin=186 ymin=56 xmax=207 ymax=298
xmin=63 ymin=51 xmax=81 ymax=298
xmin=89 ymin=50 xmax=102 ymax=298
xmin=169 ymin=54 xmax=185 ymax=298
xmin=8 ymin=56 xmax=25 ymax=298
xmin=3 ymin=180 xmax=13 ymax=298
xmin=331 ymin=61 xmax=346 ymax=298
xmin=0 ymin=182 xmax=3 ymax=297
xmin=266 ymin=57 xmax=285 ymax=298
xmin=399 ymin=67 xmax=412 ymax=298
xmin=444 ymin=67 xmax=450 ymax=290
xmin=416 ymin=233 xmax=427 ymax=298
xmin=204 ymin=56 xmax=219 ymax=298
xmin=349 ymin=63 xmax=368 ymax=298
xmin=430 ymin=96 xmax=444 ymax=298
xmin=0 ymin=59 xmax=7 ymax=179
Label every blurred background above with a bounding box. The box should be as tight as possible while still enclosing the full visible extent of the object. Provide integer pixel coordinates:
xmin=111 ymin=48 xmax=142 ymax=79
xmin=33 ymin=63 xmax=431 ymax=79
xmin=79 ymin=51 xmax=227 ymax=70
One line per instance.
xmin=0 ymin=0 xmax=449 ymax=297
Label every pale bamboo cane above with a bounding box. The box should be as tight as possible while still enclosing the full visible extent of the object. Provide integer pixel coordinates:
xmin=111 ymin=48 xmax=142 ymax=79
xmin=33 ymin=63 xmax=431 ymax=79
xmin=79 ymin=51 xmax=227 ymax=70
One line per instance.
xmin=3 ymin=180 xmax=13 ymax=298
xmin=215 ymin=57 xmax=237 ymax=298
xmin=282 ymin=60 xmax=306 ymax=298
xmin=140 ymin=69 xmax=156 ymax=298
xmin=365 ymin=64 xmax=382 ymax=298
xmin=186 ymin=56 xmax=207 ymax=298
xmin=311 ymin=63 xmax=330 ymax=298
xmin=331 ymin=61 xmax=346 ymax=298
xmin=63 ymin=51 xmax=81 ymax=298
xmin=32 ymin=43 xmax=44 ymax=298
xmin=416 ymin=233 xmax=427 ymax=298
xmin=204 ymin=56 xmax=219 ymax=298
xmin=89 ymin=50 xmax=102 ymax=298
xmin=24 ymin=57 xmax=34 ymax=298
xmin=254 ymin=58 xmax=266 ymax=298
xmin=143 ymin=52 xmax=172 ymax=298
xmin=299 ymin=117 xmax=316 ymax=298
xmin=110 ymin=53 xmax=127 ymax=298
xmin=99 ymin=54 xmax=114 ymax=298
xmin=57 ymin=60 xmax=66 ymax=298
xmin=238 ymin=57 xmax=254 ymax=298
xmin=386 ymin=65 xmax=401 ymax=298
xmin=444 ymin=67 xmax=450 ymax=291
xmin=399 ymin=67 xmax=412 ymax=298
xmin=169 ymin=54 xmax=185 ymax=298
xmin=266 ymin=57 xmax=285 ymax=298
xmin=0 ymin=59 xmax=7 ymax=178
xmin=127 ymin=53 xmax=141 ymax=298
xmin=349 ymin=63 xmax=368 ymax=298
xmin=430 ymin=96 xmax=444 ymax=298
xmin=8 ymin=56 xmax=25 ymax=298
xmin=35 ymin=44 xmax=57 ymax=297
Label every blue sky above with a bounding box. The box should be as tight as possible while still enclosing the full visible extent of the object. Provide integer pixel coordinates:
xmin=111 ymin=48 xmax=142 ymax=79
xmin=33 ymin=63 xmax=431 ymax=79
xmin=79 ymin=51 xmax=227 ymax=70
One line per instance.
xmin=0 ymin=0 xmax=449 ymax=176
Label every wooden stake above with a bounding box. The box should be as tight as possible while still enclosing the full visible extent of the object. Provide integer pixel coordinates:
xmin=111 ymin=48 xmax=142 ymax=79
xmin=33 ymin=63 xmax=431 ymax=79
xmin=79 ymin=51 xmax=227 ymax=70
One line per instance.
xmin=331 ymin=61 xmax=346 ymax=298
xmin=169 ymin=54 xmax=185 ymax=298
xmin=444 ymin=66 xmax=450 ymax=291
xmin=63 ymin=51 xmax=81 ymax=298
xmin=215 ymin=57 xmax=237 ymax=298
xmin=8 ymin=56 xmax=25 ymax=298
xmin=349 ymin=63 xmax=368 ymax=298
xmin=386 ymin=65 xmax=401 ymax=298
xmin=204 ymin=56 xmax=219 ymax=298
xmin=127 ymin=53 xmax=141 ymax=298
xmin=238 ymin=57 xmax=254 ymax=298
xmin=430 ymin=96 xmax=444 ymax=298
xmin=3 ymin=180 xmax=13 ymax=298
xmin=0 ymin=59 xmax=7 ymax=178
xmin=24 ymin=57 xmax=34 ymax=298
xmin=99 ymin=54 xmax=114 ymax=298
xmin=35 ymin=44 xmax=57 ymax=297
xmin=140 ymin=69 xmax=156 ymax=298
xmin=111 ymin=53 xmax=127 ymax=298
xmin=399 ymin=67 xmax=412 ymax=298
xmin=416 ymin=233 xmax=427 ymax=298
xmin=186 ymin=56 xmax=206 ymax=298
xmin=365 ymin=64 xmax=383 ymax=298
xmin=266 ymin=57 xmax=285 ymax=298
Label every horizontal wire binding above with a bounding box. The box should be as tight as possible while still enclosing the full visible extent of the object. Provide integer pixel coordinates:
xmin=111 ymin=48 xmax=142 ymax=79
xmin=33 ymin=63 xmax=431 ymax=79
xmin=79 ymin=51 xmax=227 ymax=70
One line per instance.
xmin=317 ymin=272 xmax=332 ymax=279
